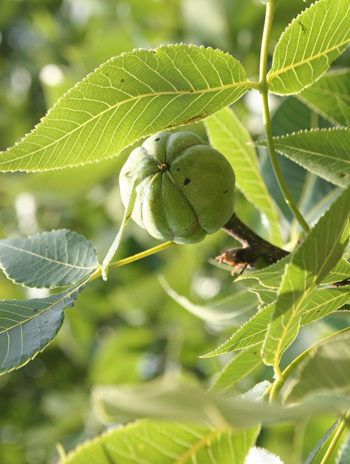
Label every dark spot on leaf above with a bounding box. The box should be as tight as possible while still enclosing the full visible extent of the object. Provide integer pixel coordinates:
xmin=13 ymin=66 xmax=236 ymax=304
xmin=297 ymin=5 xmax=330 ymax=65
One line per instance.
xmin=190 ymin=89 xmax=194 ymax=93
xmin=184 ymin=178 xmax=191 ymax=186
xmin=120 ymin=78 xmax=125 ymax=83
xmin=177 ymin=168 xmax=180 ymax=171
xmin=223 ymin=189 xmax=228 ymax=193
xmin=155 ymin=137 xmax=160 ymax=141
xmin=340 ymin=173 xmax=347 ymax=178
xmin=298 ymin=21 xmax=307 ymax=32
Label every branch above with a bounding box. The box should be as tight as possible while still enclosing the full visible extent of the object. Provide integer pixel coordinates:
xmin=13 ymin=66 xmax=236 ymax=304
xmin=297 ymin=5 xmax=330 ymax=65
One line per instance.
xmin=217 ymin=213 xmax=289 ymax=274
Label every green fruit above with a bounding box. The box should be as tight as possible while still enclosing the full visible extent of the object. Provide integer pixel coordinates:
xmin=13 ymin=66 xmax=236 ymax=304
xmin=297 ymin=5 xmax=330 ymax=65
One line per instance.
xmin=119 ymin=131 xmax=235 ymax=244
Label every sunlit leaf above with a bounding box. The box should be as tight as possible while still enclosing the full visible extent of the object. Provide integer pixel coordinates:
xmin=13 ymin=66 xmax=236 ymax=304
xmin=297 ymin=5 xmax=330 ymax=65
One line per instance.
xmin=267 ymin=0 xmax=350 ymax=95
xmin=238 ymin=257 xmax=350 ymax=289
xmin=0 ymin=45 xmax=250 ymax=172
xmin=298 ymin=70 xmax=350 ymax=126
xmin=210 ymin=345 xmax=262 ymax=393
xmin=201 ymin=286 xmax=350 ymax=358
xmin=285 ymin=329 xmax=350 ymax=402
xmin=262 ymin=187 xmax=350 ymax=367
xmin=256 ymin=129 xmax=350 ymax=188
xmin=304 ymin=419 xmax=339 ymax=464
xmin=64 ymin=419 xmax=259 ymax=464
xmin=0 ymin=278 xmax=89 ymax=375
xmin=205 ymin=107 xmax=283 ymax=246
xmin=0 ymin=230 xmax=98 ymax=288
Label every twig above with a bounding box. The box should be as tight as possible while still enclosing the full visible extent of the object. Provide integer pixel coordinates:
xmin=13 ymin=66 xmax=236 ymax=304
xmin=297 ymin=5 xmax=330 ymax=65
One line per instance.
xmin=216 ymin=213 xmax=289 ymax=274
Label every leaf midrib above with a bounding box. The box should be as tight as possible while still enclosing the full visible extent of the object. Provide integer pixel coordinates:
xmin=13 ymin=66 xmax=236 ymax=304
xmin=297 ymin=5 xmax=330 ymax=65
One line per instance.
xmin=0 ymin=243 xmax=97 ymax=270
xmin=274 ymin=142 xmax=350 ymax=166
xmin=0 ymin=278 xmax=88 ymax=335
xmin=0 ymin=83 xmax=250 ymax=165
xmin=267 ymin=39 xmax=350 ymax=83
xmin=273 ymin=225 xmax=348 ymax=364
xmin=176 ymin=429 xmax=222 ymax=464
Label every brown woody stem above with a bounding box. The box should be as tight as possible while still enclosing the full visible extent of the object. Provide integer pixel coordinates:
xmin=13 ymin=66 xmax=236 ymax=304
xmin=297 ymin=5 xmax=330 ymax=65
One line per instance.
xmin=217 ymin=213 xmax=289 ymax=273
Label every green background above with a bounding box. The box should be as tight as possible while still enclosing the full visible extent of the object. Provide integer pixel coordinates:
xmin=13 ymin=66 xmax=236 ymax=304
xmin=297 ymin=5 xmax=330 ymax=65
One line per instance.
xmin=0 ymin=1 xmax=349 ymax=463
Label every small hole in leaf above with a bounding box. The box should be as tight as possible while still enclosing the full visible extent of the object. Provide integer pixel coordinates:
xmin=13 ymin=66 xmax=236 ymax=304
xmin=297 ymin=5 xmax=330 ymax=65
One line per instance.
xmin=184 ymin=178 xmax=191 ymax=186
xmin=155 ymin=138 xmax=160 ymax=141
xmin=177 ymin=168 xmax=180 ymax=171
xmin=223 ymin=189 xmax=228 ymax=193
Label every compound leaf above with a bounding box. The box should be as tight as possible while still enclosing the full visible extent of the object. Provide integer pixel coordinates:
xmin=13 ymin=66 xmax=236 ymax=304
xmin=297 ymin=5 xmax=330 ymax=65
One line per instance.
xmin=201 ymin=286 xmax=350 ymax=358
xmin=262 ymin=186 xmax=350 ymax=367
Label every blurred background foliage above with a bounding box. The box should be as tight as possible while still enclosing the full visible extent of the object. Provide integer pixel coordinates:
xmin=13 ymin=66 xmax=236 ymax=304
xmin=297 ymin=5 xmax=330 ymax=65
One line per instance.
xmin=0 ymin=1 xmax=349 ymax=463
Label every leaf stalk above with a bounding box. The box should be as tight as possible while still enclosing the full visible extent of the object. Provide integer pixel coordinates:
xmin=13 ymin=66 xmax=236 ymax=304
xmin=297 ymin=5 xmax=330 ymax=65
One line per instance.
xmin=320 ymin=409 xmax=350 ymax=464
xmin=259 ymin=0 xmax=310 ymax=234
xmin=91 ymin=241 xmax=174 ymax=281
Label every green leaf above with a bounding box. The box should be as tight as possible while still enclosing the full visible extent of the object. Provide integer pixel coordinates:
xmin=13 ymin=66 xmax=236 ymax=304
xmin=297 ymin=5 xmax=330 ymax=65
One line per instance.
xmin=256 ymin=129 xmax=350 ymax=188
xmin=261 ymin=96 xmax=334 ymax=223
xmin=0 ymin=45 xmax=250 ymax=172
xmin=93 ymin=377 xmax=350 ymax=428
xmin=210 ymin=345 xmax=262 ymax=393
xmin=304 ymin=419 xmax=340 ymax=464
xmin=262 ymin=187 xmax=350 ymax=367
xmin=248 ymin=286 xmax=277 ymax=307
xmin=204 ymin=107 xmax=283 ymax=246
xmin=285 ymin=329 xmax=350 ymax=402
xmin=238 ymin=257 xmax=350 ymax=289
xmin=159 ymin=275 xmax=259 ymax=327
xmin=298 ymin=69 xmax=350 ymax=126
xmin=0 ymin=230 xmax=99 ymax=288
xmin=201 ymin=286 xmax=350 ymax=358
xmin=300 ymin=287 xmax=350 ymax=325
xmin=64 ymin=419 xmax=259 ymax=464
xmin=267 ymin=0 xmax=350 ymax=95
xmin=0 ymin=278 xmax=88 ymax=375
xmin=201 ymin=306 xmax=273 ymax=357
xmin=337 ymin=433 xmax=350 ymax=464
